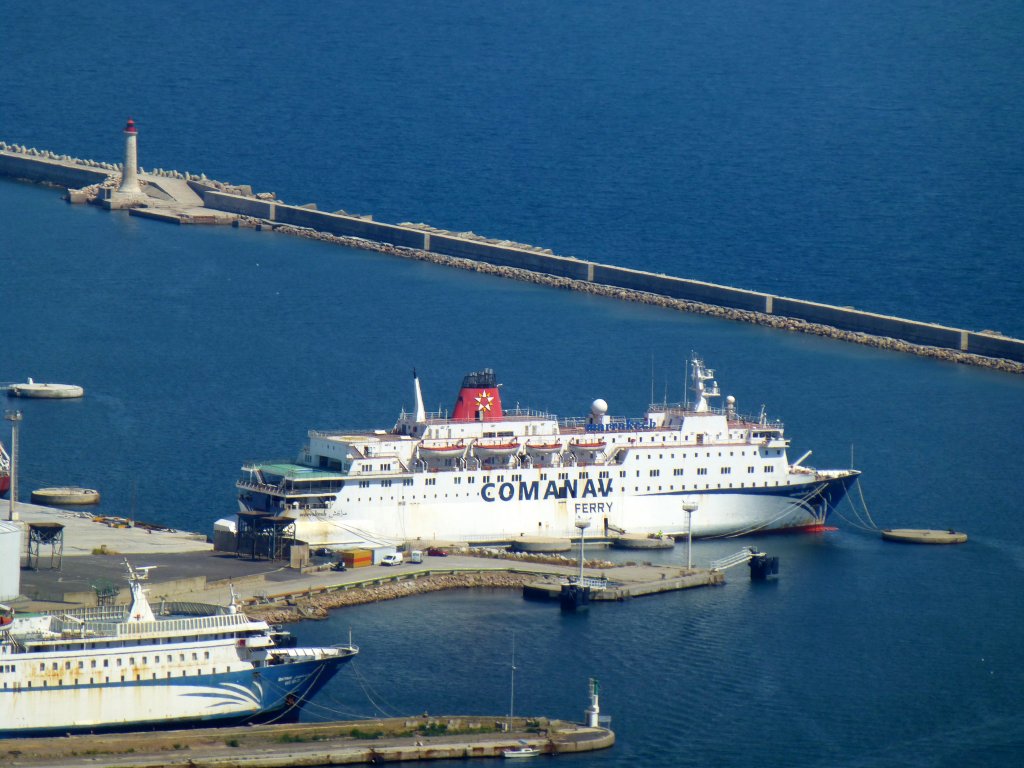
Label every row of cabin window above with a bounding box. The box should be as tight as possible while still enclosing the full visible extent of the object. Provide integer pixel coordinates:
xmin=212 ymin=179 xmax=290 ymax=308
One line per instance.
xmin=361 ymin=448 xmax=784 ymax=477
xmin=4 ymin=666 xmax=236 ymax=689
xmin=353 ymin=462 xmax=778 ymax=493
xmin=37 ymin=650 xmax=213 ymax=671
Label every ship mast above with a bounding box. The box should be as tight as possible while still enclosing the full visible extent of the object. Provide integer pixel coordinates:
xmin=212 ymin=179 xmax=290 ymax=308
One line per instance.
xmin=691 ymin=357 xmax=720 ymax=413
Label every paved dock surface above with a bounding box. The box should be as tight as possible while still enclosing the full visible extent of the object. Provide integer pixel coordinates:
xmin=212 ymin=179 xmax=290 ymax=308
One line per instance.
xmin=15 ymin=500 xmax=211 ymax=556
xmin=11 ymin=500 xmax=723 ymax=610
xmin=2 ymin=716 xmax=613 ymax=767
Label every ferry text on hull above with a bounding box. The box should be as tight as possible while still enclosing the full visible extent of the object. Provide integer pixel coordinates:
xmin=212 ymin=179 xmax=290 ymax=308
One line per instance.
xmin=217 ymin=357 xmax=859 ymax=548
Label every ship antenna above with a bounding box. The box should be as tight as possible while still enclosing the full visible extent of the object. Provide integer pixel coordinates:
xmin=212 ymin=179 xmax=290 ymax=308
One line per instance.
xmin=650 ymin=353 xmax=655 ymax=405
xmin=508 ymin=632 xmax=517 ymax=731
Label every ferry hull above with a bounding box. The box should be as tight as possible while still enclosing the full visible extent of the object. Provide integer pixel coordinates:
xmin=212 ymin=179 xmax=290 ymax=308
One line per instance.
xmin=0 ymin=655 xmax=351 ymax=738
xmin=227 ymin=358 xmax=863 ymax=548
xmin=258 ymin=470 xmax=860 ymax=545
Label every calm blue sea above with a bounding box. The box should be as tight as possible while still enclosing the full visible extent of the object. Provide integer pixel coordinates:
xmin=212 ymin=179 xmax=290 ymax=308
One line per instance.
xmin=2 ymin=2 xmax=1023 ymax=765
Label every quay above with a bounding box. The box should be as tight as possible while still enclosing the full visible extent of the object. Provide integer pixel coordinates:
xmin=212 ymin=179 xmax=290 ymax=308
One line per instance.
xmin=1 ymin=716 xmax=614 ymax=767
xmin=11 ymin=501 xmax=722 ymax=613
xmin=1 ymin=137 xmax=1023 ymax=372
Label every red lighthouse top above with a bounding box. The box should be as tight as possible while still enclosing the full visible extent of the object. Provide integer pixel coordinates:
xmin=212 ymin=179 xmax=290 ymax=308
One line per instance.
xmin=124 ymin=118 xmax=137 ymax=134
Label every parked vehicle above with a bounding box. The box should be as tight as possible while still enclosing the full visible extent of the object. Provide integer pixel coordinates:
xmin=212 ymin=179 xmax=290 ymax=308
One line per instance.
xmin=426 ymin=547 xmax=449 ymax=557
xmin=381 ymin=553 xmax=403 ymax=566
xmin=409 ymin=550 xmax=423 ymax=563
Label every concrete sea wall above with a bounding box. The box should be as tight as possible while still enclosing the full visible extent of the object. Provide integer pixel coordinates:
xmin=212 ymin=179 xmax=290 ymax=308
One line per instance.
xmin=204 ymin=191 xmax=1024 ymax=369
xmin=3 ymin=142 xmax=1022 ymax=369
xmin=0 ymin=146 xmax=111 ymax=189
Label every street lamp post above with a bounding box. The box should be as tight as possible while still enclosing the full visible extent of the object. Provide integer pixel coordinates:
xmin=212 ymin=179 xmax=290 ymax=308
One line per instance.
xmin=5 ymin=410 xmax=23 ymax=522
xmin=681 ymin=501 xmax=697 ymax=570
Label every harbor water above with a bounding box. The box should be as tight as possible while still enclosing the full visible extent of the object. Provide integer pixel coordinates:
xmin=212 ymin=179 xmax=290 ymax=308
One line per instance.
xmin=3 ymin=1 xmax=1023 ymax=765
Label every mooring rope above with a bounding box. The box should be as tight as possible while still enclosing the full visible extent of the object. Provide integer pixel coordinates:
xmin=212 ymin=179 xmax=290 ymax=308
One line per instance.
xmin=830 ymin=479 xmax=880 ymax=532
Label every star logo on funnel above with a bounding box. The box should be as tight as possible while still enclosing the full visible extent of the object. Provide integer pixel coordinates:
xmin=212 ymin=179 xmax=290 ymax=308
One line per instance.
xmin=475 ymin=392 xmax=494 ymax=412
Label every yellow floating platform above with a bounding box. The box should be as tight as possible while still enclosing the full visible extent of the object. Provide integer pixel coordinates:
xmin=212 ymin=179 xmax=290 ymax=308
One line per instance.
xmin=31 ymin=487 xmax=101 ymax=505
xmin=881 ymin=528 xmax=968 ymax=544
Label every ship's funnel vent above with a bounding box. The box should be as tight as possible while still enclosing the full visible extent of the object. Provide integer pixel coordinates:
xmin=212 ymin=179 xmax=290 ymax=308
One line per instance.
xmin=452 ymin=369 xmax=502 ymax=421
xmin=460 ymin=369 xmax=497 ymax=389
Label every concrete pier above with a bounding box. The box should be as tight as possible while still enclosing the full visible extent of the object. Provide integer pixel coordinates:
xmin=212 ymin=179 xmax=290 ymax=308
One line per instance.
xmin=523 ymin=564 xmax=724 ymax=602
xmin=0 ymin=716 xmax=614 ymax=767
xmin=3 ymin=140 xmax=1023 ymax=370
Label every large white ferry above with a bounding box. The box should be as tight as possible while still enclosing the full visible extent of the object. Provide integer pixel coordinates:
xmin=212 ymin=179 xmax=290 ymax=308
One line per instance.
xmin=217 ymin=357 xmax=859 ymax=547
xmin=0 ymin=562 xmax=357 ymax=736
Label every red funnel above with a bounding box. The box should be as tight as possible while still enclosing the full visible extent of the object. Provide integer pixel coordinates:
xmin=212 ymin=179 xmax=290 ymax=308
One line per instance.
xmin=451 ymin=369 xmax=502 ymax=421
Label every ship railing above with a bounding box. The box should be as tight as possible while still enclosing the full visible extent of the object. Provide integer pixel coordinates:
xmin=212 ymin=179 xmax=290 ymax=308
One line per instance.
xmin=566 ymin=575 xmax=609 ymax=590
xmin=710 ymin=548 xmax=758 ymax=572
xmin=237 ymin=480 xmax=340 ymax=499
xmin=51 ymin=606 xmax=127 ymax=625
xmin=157 ymin=601 xmax=233 ymax=617
xmin=237 ymin=479 xmax=286 ymax=494
xmin=83 ymin=612 xmax=255 ymax=638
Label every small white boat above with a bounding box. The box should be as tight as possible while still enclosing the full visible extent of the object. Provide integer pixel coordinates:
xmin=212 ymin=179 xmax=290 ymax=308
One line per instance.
xmin=503 ymin=744 xmax=541 ymax=759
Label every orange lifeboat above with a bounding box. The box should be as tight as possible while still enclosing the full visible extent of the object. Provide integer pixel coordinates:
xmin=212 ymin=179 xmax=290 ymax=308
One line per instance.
xmin=473 ymin=439 xmax=520 ymax=457
xmin=418 ymin=441 xmax=466 ymax=458
xmin=570 ymin=438 xmax=607 ymax=451
xmin=524 ymin=440 xmax=563 ymax=455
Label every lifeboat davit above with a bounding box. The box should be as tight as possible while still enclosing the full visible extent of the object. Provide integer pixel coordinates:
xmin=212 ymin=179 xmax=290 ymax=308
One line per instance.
xmin=473 ymin=439 xmax=520 ymax=457
xmin=418 ymin=441 xmax=466 ymax=458
xmin=524 ymin=441 xmax=563 ymax=455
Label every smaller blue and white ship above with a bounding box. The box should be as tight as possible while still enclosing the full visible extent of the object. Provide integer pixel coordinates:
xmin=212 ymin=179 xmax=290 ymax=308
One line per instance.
xmin=0 ymin=561 xmax=357 ymax=736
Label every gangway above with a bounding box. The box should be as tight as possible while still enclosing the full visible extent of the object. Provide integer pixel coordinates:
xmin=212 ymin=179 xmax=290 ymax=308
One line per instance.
xmin=710 ymin=547 xmax=779 ymax=580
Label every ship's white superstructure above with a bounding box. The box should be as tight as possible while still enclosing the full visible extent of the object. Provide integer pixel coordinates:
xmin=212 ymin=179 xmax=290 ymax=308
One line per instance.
xmin=0 ymin=561 xmax=357 ymax=736
xmin=218 ymin=357 xmax=859 ymax=548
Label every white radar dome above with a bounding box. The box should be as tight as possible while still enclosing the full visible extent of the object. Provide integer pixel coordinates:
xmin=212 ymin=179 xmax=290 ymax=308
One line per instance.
xmin=726 ymin=395 xmax=736 ymax=405
xmin=591 ymin=398 xmax=608 ymax=416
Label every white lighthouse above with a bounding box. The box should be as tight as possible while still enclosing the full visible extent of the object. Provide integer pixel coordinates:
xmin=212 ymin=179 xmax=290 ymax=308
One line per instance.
xmin=117 ymin=117 xmax=142 ymax=195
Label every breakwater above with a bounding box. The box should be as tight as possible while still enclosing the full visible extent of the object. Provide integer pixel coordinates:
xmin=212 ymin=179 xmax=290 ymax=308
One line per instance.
xmin=3 ymin=142 xmax=1022 ymax=371
xmin=246 ymin=571 xmax=538 ymax=624
xmin=1 ymin=716 xmax=613 ymax=767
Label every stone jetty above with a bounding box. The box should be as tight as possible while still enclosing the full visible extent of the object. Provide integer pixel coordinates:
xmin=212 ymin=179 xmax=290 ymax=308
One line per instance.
xmin=3 ymin=136 xmax=1022 ymax=372
xmin=0 ymin=716 xmax=614 ymax=767
xmin=267 ymin=222 xmax=1024 ymax=374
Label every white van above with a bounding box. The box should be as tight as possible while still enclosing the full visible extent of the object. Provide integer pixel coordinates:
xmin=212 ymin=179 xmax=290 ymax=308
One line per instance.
xmin=409 ymin=550 xmax=423 ymax=564
xmin=381 ymin=552 xmax=403 ymax=566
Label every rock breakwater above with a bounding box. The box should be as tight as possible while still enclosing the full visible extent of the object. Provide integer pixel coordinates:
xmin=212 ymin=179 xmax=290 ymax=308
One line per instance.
xmin=245 ymin=571 xmax=538 ymax=624
xmin=260 ymin=222 xmax=1024 ymax=375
